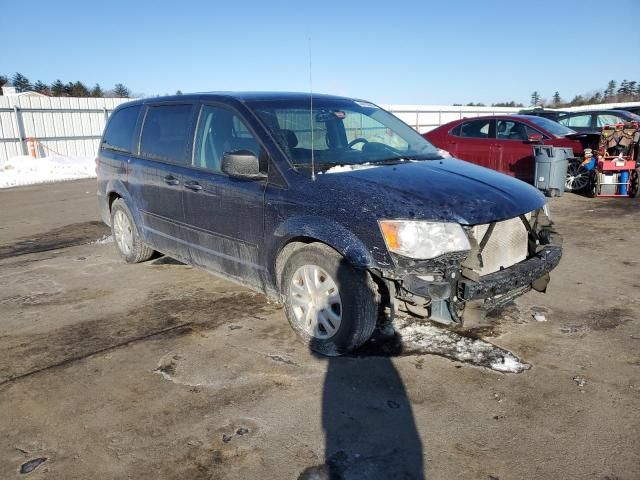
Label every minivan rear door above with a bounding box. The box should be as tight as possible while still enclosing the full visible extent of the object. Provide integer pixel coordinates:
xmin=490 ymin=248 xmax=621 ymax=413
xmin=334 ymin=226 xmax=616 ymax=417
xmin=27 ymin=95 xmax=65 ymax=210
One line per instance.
xmin=180 ymin=103 xmax=267 ymax=284
xmin=129 ymin=102 xmax=197 ymax=259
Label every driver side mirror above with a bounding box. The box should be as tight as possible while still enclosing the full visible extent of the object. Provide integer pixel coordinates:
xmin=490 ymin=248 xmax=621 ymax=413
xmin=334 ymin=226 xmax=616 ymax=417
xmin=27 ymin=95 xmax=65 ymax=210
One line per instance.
xmin=527 ymin=133 xmax=544 ymax=143
xmin=221 ymin=150 xmax=267 ymax=180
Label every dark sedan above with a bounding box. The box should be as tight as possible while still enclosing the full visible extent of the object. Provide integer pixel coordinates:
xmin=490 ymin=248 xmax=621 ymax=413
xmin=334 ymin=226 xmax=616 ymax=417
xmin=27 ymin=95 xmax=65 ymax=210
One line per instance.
xmin=557 ymin=109 xmax=640 ymax=135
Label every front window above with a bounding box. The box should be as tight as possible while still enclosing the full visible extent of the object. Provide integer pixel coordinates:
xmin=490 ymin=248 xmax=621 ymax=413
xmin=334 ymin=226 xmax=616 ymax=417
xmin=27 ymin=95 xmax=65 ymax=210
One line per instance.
xmin=528 ymin=116 xmax=576 ymax=136
xmin=456 ymin=119 xmax=491 ymax=138
xmin=247 ymin=98 xmax=440 ymax=169
xmin=496 ymin=120 xmax=540 ymax=140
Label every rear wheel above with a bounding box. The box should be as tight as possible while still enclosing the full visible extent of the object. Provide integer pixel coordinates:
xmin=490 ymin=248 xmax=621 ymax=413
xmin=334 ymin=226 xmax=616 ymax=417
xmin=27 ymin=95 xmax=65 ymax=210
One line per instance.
xmin=630 ymin=167 xmax=640 ymax=198
xmin=281 ymin=244 xmax=378 ymax=356
xmin=110 ymin=198 xmax=154 ymax=263
xmin=565 ymin=161 xmax=590 ymax=192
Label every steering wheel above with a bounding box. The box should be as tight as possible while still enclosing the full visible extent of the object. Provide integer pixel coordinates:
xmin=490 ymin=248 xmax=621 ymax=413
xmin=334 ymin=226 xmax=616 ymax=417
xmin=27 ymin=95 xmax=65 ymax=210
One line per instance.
xmin=347 ymin=138 xmax=369 ymax=149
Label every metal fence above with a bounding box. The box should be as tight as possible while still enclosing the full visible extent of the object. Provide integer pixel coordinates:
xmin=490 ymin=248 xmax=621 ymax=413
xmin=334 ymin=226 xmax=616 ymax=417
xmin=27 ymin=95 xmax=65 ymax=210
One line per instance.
xmin=381 ymin=104 xmax=522 ymax=133
xmin=0 ymin=95 xmax=131 ymax=161
xmin=2 ymin=96 xmax=639 ymax=162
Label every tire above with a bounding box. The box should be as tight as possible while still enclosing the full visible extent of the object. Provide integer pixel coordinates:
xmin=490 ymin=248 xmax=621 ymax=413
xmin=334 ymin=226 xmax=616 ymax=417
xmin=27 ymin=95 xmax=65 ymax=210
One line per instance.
xmin=630 ymin=167 xmax=640 ymax=198
xmin=281 ymin=243 xmax=378 ymax=356
xmin=110 ymin=198 xmax=154 ymax=263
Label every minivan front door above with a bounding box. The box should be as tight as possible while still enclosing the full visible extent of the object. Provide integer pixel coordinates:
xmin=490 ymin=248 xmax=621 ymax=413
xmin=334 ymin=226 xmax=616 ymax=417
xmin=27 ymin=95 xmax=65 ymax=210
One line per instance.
xmin=181 ymin=104 xmax=267 ymax=285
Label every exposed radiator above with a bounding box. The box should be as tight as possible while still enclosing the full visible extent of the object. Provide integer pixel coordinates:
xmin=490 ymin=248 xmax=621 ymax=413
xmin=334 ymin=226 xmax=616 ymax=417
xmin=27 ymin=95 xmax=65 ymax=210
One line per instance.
xmin=471 ymin=214 xmax=530 ymax=276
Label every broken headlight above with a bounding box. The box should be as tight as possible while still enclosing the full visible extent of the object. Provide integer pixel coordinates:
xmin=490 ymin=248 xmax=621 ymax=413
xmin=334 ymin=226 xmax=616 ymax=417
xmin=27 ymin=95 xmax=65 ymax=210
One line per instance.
xmin=379 ymin=220 xmax=471 ymax=259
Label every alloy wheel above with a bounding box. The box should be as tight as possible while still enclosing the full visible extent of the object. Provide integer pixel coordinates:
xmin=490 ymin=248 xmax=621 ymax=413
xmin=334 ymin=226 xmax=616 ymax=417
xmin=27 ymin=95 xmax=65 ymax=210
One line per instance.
xmin=289 ymin=265 xmax=342 ymax=339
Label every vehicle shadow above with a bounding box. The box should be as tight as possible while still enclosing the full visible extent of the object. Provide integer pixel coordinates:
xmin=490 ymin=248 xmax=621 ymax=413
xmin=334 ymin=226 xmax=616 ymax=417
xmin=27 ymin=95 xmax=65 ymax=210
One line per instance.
xmin=298 ymin=260 xmax=425 ymax=480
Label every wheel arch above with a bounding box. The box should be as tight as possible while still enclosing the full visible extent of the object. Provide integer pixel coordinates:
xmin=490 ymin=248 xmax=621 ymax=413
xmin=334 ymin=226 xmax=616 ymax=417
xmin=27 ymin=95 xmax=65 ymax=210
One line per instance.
xmin=269 ymin=217 xmax=377 ymax=291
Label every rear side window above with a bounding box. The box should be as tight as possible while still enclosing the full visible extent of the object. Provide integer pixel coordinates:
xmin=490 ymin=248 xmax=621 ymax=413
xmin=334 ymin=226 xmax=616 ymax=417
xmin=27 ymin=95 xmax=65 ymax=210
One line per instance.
xmin=596 ymin=114 xmax=624 ymax=127
xmin=140 ymin=104 xmax=194 ymax=164
xmin=102 ymin=105 xmax=141 ymax=153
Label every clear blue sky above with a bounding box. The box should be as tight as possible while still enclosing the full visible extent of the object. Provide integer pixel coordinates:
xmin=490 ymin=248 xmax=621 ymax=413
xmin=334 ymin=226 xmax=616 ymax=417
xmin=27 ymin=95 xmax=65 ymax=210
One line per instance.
xmin=2 ymin=0 xmax=639 ymax=105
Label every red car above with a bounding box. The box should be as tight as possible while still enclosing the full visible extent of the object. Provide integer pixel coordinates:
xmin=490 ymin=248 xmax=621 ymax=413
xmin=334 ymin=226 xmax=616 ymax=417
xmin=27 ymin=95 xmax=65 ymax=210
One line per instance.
xmin=423 ymin=115 xmax=584 ymax=183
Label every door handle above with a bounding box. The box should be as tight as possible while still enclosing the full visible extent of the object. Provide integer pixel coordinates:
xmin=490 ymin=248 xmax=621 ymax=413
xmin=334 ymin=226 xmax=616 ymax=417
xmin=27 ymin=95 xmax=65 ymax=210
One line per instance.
xmin=184 ymin=181 xmax=203 ymax=191
xmin=164 ymin=175 xmax=180 ymax=186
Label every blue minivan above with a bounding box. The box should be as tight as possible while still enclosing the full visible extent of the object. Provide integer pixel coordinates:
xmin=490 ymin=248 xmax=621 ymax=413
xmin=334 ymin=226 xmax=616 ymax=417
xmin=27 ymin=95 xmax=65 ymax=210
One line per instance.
xmin=97 ymin=92 xmax=562 ymax=355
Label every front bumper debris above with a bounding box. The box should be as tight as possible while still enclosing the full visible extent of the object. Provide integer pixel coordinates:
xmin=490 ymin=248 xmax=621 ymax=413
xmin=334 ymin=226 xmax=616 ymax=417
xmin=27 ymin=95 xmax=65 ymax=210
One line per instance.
xmin=381 ymin=207 xmax=563 ymax=326
xmin=458 ymin=245 xmax=562 ymax=301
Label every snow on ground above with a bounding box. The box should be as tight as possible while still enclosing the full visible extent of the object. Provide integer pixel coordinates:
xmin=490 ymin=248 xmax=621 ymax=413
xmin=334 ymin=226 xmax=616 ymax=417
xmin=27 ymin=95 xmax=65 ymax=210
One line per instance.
xmin=0 ymin=155 xmax=95 ymax=189
xmin=390 ymin=316 xmax=530 ymax=373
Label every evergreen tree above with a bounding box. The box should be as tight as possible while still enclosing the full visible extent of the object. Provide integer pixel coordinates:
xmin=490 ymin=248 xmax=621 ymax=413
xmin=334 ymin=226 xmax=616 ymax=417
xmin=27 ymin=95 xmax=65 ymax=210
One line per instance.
xmin=33 ymin=80 xmax=50 ymax=95
xmin=0 ymin=74 xmax=7 ymax=94
xmin=113 ymin=83 xmax=130 ymax=98
xmin=64 ymin=82 xmax=75 ymax=96
xmin=627 ymin=80 xmax=637 ymax=97
xmin=530 ymin=91 xmax=541 ymax=106
xmin=176 ymin=89 xmax=183 ymax=95
xmin=90 ymin=84 xmax=104 ymax=97
xmin=604 ymin=80 xmax=616 ymax=99
xmin=70 ymin=81 xmax=89 ymax=97
xmin=51 ymin=79 xmax=65 ymax=96
xmin=617 ymin=80 xmax=630 ymax=97
xmin=12 ymin=72 xmax=32 ymax=92
xmin=552 ymin=91 xmax=561 ymax=106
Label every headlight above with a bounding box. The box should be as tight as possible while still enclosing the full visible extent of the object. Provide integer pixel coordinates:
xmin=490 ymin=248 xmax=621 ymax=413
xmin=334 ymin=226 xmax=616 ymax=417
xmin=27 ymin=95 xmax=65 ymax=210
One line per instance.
xmin=378 ymin=220 xmax=471 ymax=259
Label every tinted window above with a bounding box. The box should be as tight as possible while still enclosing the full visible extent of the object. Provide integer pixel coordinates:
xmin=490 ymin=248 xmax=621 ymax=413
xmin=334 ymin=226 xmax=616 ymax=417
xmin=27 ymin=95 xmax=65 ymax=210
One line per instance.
xmin=102 ymin=105 xmax=141 ymax=153
xmin=193 ymin=105 xmax=261 ymax=173
xmin=496 ymin=120 xmax=540 ymax=140
xmin=527 ymin=116 xmax=575 ymax=136
xmin=457 ymin=120 xmax=491 ymax=138
xmin=596 ymin=114 xmax=624 ymax=127
xmin=141 ymin=104 xmax=194 ymax=164
xmin=559 ymin=114 xmax=591 ymax=128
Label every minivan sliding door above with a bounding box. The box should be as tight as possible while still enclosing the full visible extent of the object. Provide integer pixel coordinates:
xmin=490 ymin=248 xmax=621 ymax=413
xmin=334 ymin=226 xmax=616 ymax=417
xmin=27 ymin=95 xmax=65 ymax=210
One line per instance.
xmin=129 ymin=102 xmax=197 ymax=259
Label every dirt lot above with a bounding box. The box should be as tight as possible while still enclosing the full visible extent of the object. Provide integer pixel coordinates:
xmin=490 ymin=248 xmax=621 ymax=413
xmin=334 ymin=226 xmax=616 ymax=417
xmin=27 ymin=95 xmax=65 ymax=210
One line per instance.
xmin=0 ymin=179 xmax=638 ymax=480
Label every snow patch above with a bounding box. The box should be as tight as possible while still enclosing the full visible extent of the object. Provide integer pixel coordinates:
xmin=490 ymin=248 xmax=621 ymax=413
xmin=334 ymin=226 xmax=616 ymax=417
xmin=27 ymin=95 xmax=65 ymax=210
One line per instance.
xmin=391 ymin=317 xmax=530 ymax=373
xmin=0 ymin=155 xmax=95 ymax=188
xmin=437 ymin=148 xmax=452 ymax=158
xmin=94 ymin=235 xmax=113 ymax=245
xmin=322 ymin=163 xmax=380 ymax=174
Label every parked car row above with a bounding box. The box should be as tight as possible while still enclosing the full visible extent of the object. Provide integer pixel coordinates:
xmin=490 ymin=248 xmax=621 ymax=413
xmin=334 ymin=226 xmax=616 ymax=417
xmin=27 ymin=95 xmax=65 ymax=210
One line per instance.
xmin=423 ymin=115 xmax=584 ymax=183
xmin=424 ymin=108 xmax=640 ymax=186
xmin=98 ymin=92 xmax=562 ymax=355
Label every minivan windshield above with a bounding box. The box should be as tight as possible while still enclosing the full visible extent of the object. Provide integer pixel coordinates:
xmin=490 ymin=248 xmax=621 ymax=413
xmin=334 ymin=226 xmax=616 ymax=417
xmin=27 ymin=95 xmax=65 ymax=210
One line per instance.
xmin=247 ymin=98 xmax=441 ymax=169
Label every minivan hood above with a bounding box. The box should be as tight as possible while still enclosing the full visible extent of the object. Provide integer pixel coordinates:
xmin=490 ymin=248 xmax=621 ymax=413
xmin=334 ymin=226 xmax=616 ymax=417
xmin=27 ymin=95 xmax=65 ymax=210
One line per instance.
xmin=317 ymin=158 xmax=546 ymax=225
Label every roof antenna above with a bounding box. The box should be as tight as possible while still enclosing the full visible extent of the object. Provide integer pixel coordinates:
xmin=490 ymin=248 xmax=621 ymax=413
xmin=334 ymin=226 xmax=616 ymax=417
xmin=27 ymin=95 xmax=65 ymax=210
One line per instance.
xmin=309 ymin=37 xmax=316 ymax=181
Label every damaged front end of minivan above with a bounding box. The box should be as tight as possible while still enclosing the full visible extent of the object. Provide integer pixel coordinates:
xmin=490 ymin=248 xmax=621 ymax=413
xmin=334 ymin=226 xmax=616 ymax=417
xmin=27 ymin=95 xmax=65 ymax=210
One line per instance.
xmin=374 ymin=206 xmax=562 ymax=327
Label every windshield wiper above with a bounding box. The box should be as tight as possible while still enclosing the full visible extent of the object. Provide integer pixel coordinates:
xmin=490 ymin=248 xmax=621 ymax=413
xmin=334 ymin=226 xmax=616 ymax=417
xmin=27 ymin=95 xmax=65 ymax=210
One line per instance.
xmin=368 ymin=154 xmax=442 ymax=164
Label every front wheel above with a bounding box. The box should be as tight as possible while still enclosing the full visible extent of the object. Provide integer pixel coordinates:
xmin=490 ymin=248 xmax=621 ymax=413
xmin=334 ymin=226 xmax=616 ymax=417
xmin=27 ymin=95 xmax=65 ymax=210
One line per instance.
xmin=281 ymin=244 xmax=378 ymax=356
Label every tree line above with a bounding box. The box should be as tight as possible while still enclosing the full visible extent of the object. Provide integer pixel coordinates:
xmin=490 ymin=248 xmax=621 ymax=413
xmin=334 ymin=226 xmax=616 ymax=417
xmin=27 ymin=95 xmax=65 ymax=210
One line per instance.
xmin=530 ymin=79 xmax=640 ymax=108
xmin=0 ymin=72 xmax=131 ymax=98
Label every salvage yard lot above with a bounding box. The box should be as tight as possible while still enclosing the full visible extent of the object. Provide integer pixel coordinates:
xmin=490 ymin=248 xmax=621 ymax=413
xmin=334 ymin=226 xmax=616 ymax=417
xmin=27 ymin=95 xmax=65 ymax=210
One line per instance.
xmin=0 ymin=179 xmax=638 ymax=479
